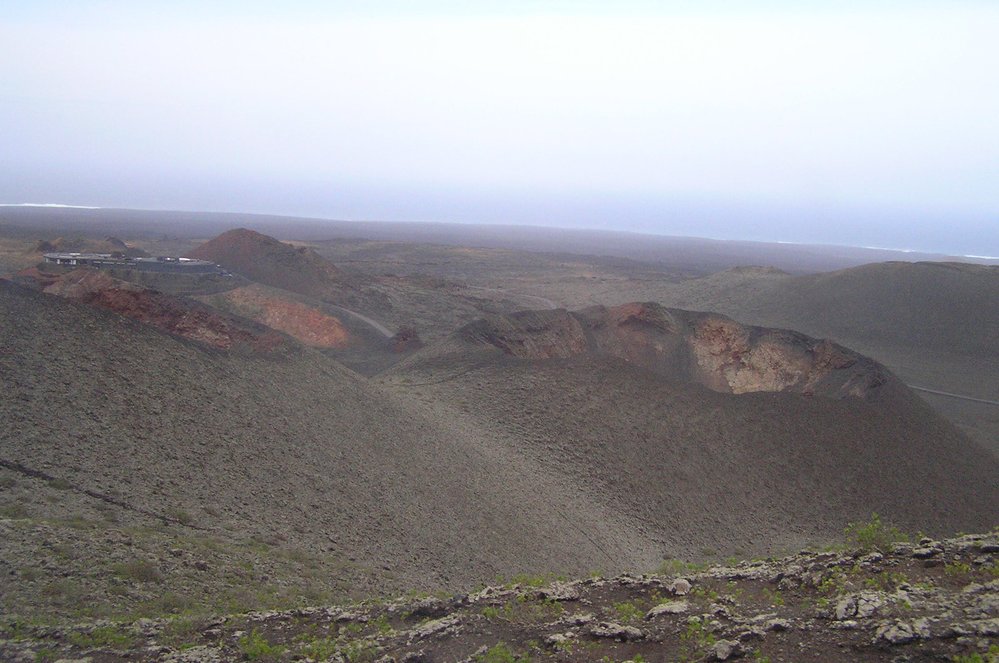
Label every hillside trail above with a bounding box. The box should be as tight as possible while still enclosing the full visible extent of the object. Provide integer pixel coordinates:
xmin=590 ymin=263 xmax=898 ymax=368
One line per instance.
xmin=325 ymin=303 xmax=393 ymax=337
xmin=375 ymin=376 xmax=665 ymax=576
xmin=907 ymin=385 xmax=999 ymax=406
xmin=464 ymin=285 xmax=559 ymax=310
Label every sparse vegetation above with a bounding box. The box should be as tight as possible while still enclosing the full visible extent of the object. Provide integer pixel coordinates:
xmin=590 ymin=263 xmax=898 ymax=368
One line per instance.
xmin=475 ymin=642 xmax=528 ymax=663
xmin=612 ymin=599 xmax=645 ymax=623
xmin=112 ymin=559 xmax=163 ymax=583
xmin=161 ymin=615 xmax=211 ymax=648
xmin=762 ymin=587 xmax=784 ymax=607
xmin=952 ymin=645 xmax=999 ymax=663
xmin=863 ymin=571 xmax=909 ymax=592
xmin=67 ymin=625 xmax=134 ymax=650
xmin=296 ymin=635 xmax=339 ymax=661
xmin=657 ymin=558 xmax=708 ymax=575
xmin=237 ymin=629 xmax=285 ymax=660
xmin=679 ymin=617 xmax=717 ymax=662
xmin=0 ymin=502 xmax=29 ymax=519
xmin=944 ymin=562 xmax=973 ymax=577
xmin=844 ymin=513 xmax=910 ymax=552
xmin=166 ymin=507 xmax=195 ymax=525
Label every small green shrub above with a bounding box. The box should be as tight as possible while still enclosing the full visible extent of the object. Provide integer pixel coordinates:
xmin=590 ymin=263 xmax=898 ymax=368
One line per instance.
xmin=944 ymin=562 xmax=972 ymax=577
xmin=844 ymin=513 xmax=909 ymax=552
xmin=690 ymin=585 xmax=719 ymax=602
xmin=237 ymin=629 xmax=284 ymax=660
xmin=112 ymin=559 xmax=163 ymax=584
xmin=339 ymin=639 xmax=378 ymax=662
xmin=679 ymin=617 xmax=717 ymax=661
xmin=762 ymin=587 xmax=784 ymax=607
xmin=861 ymin=570 xmax=908 ymax=592
xmin=166 ymin=508 xmax=194 ymax=526
xmin=816 ymin=568 xmax=848 ymax=596
xmin=372 ymin=614 xmax=393 ymax=635
xmin=68 ymin=625 xmax=134 ymax=650
xmin=0 ymin=502 xmax=28 ymax=519
xmin=20 ymin=567 xmax=41 ymax=582
xmin=658 ymin=558 xmax=707 ymax=575
xmin=508 ymin=573 xmax=548 ymax=588
xmin=475 ymin=642 xmax=527 ymax=663
xmin=34 ymin=648 xmax=59 ymax=662
xmin=40 ymin=579 xmax=87 ymax=607
xmin=298 ymin=636 xmax=338 ymax=660
xmin=952 ymin=644 xmax=999 ymax=663
xmin=612 ymin=600 xmax=644 ymax=623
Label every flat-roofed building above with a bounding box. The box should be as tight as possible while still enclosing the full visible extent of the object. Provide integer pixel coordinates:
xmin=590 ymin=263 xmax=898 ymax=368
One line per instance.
xmin=43 ymin=253 xmax=222 ymax=273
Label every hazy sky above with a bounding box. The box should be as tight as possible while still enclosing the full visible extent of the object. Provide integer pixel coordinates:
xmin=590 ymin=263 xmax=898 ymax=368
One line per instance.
xmin=2 ymin=1 xmax=998 ymax=254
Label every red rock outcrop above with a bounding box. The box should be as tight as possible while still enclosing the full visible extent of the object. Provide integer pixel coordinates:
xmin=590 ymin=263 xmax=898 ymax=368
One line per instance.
xmin=460 ymin=309 xmax=590 ymax=359
xmin=455 ymin=302 xmax=892 ymax=399
xmin=36 ymin=269 xmax=292 ymax=352
xmin=200 ymin=285 xmax=350 ymax=349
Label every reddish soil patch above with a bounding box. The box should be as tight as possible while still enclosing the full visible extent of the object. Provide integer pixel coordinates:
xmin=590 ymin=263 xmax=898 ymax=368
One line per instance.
xmin=208 ymin=286 xmax=350 ymax=348
xmin=37 ymin=269 xmax=291 ymax=352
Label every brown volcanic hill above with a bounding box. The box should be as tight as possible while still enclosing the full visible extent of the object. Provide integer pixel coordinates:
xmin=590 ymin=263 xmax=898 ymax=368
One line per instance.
xmin=187 ymin=228 xmax=360 ymax=302
xmin=646 ymin=261 xmax=999 ymax=453
xmin=28 ymin=235 xmax=149 ymax=257
xmin=659 ymin=261 xmax=999 ymax=360
xmin=448 ymin=302 xmax=892 ymax=400
xmin=19 ymin=268 xmax=294 ymax=353
xmin=384 ymin=304 xmax=999 ymax=559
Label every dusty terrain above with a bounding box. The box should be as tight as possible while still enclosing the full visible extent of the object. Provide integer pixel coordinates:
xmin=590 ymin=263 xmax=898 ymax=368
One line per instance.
xmin=2 ymin=530 xmax=997 ymax=662
xmin=303 ymin=237 xmax=999 ymax=454
xmin=1 ymin=211 xmax=997 ymax=661
xmin=2 ymin=276 xmax=995 ymax=624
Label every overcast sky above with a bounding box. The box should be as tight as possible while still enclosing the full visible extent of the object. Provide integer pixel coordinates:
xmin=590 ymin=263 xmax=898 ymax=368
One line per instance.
xmin=2 ymin=1 xmax=997 ymax=254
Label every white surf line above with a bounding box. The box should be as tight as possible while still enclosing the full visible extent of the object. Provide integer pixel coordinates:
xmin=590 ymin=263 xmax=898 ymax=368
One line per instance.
xmin=0 ymin=203 xmax=102 ymax=208
xmin=465 ymin=285 xmax=558 ymax=309
xmin=327 ymin=305 xmax=393 ymax=338
xmin=908 ymin=385 xmax=999 ymax=407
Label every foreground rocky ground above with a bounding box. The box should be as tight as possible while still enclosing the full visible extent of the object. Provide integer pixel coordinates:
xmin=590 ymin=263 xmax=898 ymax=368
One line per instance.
xmin=2 ymin=530 xmax=996 ymax=662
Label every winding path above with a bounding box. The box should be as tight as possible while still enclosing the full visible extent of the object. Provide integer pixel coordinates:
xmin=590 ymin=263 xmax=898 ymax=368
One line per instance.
xmin=326 ymin=304 xmax=393 ymax=338
xmin=907 ymin=385 xmax=999 ymax=407
xmin=464 ymin=285 xmax=559 ymax=310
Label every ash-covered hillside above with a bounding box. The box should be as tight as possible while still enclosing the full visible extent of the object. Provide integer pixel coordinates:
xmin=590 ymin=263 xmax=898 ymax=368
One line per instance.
xmin=384 ymin=303 xmax=998 ymax=559
xmin=1 ymin=270 xmax=996 ymax=628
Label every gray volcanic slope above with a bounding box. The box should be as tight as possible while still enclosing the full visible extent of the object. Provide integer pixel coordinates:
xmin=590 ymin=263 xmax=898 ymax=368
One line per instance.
xmin=0 ymin=281 xmax=657 ymax=592
xmin=2 ymin=282 xmax=997 ymax=604
xmin=656 ymin=262 xmax=999 ymax=361
xmin=644 ymin=261 xmax=999 ymax=453
xmin=382 ymin=304 xmax=999 ymax=559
